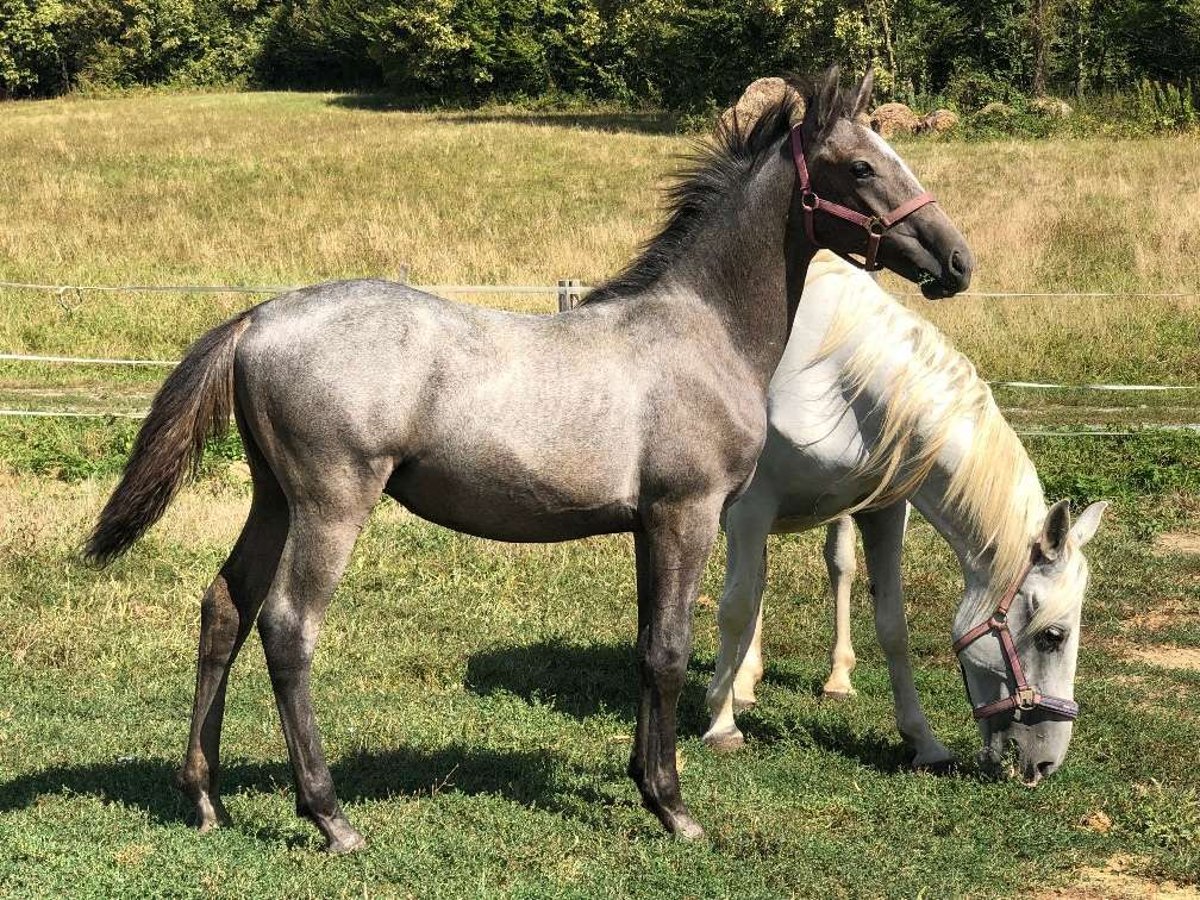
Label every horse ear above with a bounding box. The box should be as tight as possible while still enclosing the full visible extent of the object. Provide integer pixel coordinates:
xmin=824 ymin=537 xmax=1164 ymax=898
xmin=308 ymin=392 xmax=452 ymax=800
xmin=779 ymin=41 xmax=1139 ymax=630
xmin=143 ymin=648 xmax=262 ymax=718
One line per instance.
xmin=1036 ymin=499 xmax=1072 ymax=562
xmin=851 ymin=70 xmax=874 ymax=120
xmin=1071 ymin=501 xmax=1109 ymax=547
xmin=817 ymin=64 xmax=841 ymax=129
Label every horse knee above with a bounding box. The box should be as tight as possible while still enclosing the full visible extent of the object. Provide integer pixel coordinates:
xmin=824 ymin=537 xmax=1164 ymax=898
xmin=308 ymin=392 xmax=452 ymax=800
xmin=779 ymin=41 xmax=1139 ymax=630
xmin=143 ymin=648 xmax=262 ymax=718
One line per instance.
xmin=716 ymin=588 xmax=758 ymax=635
xmin=643 ymin=642 xmax=688 ymax=695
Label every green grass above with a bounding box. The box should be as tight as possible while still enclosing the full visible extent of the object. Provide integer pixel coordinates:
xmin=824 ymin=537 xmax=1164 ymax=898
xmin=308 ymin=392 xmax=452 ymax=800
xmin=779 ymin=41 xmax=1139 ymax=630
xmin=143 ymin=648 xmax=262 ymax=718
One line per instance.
xmin=0 ymin=426 xmax=1197 ymax=897
xmin=0 ymin=90 xmax=1198 ymax=897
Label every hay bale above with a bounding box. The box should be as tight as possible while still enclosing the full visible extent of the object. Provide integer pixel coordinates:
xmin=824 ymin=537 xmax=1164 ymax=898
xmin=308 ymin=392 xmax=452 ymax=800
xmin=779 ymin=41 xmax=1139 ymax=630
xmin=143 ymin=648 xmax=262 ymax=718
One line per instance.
xmin=920 ymin=108 xmax=960 ymax=133
xmin=1030 ymin=96 xmax=1073 ymax=118
xmin=974 ymin=101 xmax=1016 ymax=121
xmin=870 ymin=102 xmax=920 ymax=138
xmin=718 ymin=77 xmax=803 ymax=134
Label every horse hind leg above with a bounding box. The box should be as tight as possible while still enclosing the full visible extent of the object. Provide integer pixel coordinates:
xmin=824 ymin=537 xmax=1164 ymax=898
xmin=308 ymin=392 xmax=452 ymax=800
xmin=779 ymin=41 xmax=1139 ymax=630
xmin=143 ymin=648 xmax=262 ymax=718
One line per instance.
xmin=176 ymin=450 xmax=288 ymax=830
xmin=256 ymin=477 xmax=381 ymax=853
xmin=821 ymin=516 xmax=858 ymax=701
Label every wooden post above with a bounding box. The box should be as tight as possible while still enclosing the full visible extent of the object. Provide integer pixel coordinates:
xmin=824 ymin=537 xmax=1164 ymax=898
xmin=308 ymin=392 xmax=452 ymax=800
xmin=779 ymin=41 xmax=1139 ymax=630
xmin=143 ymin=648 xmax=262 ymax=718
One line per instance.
xmin=557 ymin=279 xmax=582 ymax=312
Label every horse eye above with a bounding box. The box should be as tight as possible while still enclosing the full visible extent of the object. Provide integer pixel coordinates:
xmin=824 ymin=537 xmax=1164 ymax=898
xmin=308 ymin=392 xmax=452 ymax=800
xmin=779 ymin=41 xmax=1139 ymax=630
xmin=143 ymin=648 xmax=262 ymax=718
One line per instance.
xmin=850 ymin=160 xmax=874 ymax=179
xmin=1036 ymin=627 xmax=1067 ymax=652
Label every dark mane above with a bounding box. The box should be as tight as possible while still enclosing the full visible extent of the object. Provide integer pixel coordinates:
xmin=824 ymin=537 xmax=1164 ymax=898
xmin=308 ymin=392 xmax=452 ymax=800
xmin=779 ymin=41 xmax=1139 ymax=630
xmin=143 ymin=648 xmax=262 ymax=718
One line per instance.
xmin=582 ymin=73 xmax=858 ymax=305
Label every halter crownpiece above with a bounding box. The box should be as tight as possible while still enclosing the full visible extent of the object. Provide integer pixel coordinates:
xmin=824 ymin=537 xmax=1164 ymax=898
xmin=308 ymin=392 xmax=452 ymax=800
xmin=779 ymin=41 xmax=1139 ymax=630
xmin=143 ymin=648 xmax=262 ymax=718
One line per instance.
xmin=952 ymin=552 xmax=1080 ymax=722
xmin=789 ymin=124 xmax=937 ymax=271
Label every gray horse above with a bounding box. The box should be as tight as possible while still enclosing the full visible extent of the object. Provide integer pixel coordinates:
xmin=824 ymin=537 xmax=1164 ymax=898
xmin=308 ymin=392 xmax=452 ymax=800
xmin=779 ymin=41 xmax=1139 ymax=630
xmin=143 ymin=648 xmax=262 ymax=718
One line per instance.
xmin=86 ymin=68 xmax=973 ymax=851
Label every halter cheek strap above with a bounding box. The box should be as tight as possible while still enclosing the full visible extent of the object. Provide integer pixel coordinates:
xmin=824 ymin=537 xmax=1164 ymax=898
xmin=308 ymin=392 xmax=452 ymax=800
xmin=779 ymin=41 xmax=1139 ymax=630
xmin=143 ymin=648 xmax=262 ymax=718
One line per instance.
xmin=789 ymin=124 xmax=937 ymax=271
xmin=952 ymin=554 xmax=1080 ymax=722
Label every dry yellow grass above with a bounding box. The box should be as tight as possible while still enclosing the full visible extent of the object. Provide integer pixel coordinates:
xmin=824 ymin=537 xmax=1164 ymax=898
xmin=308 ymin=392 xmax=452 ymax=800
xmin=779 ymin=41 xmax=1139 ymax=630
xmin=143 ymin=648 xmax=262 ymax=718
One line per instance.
xmin=0 ymin=91 xmax=1197 ymax=385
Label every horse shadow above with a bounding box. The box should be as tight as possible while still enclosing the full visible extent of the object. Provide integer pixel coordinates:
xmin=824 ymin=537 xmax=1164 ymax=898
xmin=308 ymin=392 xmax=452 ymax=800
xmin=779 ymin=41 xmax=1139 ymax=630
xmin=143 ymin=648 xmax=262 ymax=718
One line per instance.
xmin=0 ymin=742 xmax=624 ymax=832
xmin=466 ymin=639 xmax=958 ymax=778
xmin=325 ymin=95 xmax=677 ymax=134
xmin=464 ymin=638 xmax=713 ymax=736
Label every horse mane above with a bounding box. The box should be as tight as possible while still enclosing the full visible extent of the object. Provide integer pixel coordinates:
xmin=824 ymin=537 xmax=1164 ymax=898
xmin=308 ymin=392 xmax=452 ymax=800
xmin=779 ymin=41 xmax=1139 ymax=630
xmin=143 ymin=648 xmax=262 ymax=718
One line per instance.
xmin=808 ymin=255 xmax=1065 ymax=623
xmin=585 ymin=74 xmax=856 ymax=305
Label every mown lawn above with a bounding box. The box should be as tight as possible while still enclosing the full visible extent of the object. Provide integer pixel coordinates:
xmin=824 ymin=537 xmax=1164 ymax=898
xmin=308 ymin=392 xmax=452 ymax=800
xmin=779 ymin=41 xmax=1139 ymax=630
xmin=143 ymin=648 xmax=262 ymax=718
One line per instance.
xmin=0 ymin=429 xmax=1198 ymax=897
xmin=0 ymin=91 xmax=1198 ymax=897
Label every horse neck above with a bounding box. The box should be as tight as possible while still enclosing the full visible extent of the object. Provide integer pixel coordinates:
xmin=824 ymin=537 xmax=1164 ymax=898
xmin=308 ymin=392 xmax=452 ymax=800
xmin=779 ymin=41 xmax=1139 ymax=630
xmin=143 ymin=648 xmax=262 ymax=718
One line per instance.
xmin=666 ymin=158 xmax=811 ymax=388
xmin=805 ymin=265 xmax=1048 ymax=628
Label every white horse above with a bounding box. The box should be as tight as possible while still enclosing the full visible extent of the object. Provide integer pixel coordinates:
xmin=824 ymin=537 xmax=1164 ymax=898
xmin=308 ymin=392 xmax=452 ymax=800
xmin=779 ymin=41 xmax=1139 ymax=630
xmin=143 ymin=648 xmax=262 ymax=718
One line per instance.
xmin=704 ymin=253 xmax=1107 ymax=782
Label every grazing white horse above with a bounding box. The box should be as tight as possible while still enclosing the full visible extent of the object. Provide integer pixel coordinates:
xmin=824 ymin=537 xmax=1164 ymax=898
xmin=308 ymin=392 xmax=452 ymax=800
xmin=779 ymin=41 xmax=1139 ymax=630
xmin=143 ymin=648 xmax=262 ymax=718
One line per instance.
xmin=704 ymin=252 xmax=1107 ymax=781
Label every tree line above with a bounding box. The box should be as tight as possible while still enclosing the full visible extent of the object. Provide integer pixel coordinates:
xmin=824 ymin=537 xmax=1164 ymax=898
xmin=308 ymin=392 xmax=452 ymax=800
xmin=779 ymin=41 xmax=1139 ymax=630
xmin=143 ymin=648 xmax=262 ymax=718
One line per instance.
xmin=2 ymin=0 xmax=1198 ymax=114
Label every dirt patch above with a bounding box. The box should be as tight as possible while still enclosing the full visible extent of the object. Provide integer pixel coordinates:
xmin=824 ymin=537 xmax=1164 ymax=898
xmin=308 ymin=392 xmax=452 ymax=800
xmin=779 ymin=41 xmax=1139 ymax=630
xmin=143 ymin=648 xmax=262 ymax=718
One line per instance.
xmin=1124 ymin=645 xmax=1200 ymax=671
xmin=1126 ymin=600 xmax=1200 ymax=632
xmin=1154 ymin=532 xmax=1200 ymax=557
xmin=1042 ymin=854 xmax=1199 ymax=899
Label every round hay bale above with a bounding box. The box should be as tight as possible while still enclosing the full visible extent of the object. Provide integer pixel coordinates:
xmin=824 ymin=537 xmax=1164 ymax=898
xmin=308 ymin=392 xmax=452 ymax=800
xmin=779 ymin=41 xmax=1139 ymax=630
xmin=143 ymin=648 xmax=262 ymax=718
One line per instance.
xmin=920 ymin=108 xmax=960 ymax=133
xmin=718 ymin=77 xmax=803 ymax=135
xmin=974 ymin=101 xmax=1016 ymax=121
xmin=1030 ymin=96 xmax=1073 ymax=118
xmin=870 ymin=102 xmax=920 ymax=138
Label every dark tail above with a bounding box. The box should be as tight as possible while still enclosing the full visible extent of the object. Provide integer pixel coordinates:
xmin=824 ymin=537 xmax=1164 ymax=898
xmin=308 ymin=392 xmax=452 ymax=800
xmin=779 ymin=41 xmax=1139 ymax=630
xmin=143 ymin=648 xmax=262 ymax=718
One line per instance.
xmin=85 ymin=311 xmax=253 ymax=565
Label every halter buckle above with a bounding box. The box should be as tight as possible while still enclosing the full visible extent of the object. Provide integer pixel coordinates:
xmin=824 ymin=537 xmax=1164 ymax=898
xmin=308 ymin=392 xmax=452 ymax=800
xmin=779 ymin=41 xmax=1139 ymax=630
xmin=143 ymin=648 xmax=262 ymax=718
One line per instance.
xmin=1015 ymin=687 xmax=1039 ymax=711
xmin=801 ymin=192 xmax=820 ymax=212
xmin=867 ymin=217 xmax=886 ymax=237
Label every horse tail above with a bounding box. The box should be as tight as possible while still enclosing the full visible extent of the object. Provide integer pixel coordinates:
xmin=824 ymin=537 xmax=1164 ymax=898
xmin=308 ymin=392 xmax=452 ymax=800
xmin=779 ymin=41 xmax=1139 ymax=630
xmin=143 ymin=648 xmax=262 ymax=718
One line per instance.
xmin=84 ymin=311 xmax=253 ymax=565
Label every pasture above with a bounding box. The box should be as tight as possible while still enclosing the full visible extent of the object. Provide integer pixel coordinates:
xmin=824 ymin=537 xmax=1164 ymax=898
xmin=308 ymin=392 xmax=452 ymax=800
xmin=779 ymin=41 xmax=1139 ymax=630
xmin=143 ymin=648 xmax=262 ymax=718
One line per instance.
xmin=0 ymin=91 xmax=1198 ymax=897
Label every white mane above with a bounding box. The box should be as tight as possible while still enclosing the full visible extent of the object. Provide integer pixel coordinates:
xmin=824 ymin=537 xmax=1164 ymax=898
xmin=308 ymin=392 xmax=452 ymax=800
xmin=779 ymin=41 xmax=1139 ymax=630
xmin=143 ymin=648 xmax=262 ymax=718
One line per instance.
xmin=805 ymin=253 xmax=1071 ymax=626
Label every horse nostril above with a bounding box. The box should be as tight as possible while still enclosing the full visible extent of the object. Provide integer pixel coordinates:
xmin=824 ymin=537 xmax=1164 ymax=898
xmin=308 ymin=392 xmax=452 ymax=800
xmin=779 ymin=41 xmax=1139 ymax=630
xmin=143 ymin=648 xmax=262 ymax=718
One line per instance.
xmin=1037 ymin=760 xmax=1057 ymax=779
xmin=948 ymin=249 xmax=966 ymax=277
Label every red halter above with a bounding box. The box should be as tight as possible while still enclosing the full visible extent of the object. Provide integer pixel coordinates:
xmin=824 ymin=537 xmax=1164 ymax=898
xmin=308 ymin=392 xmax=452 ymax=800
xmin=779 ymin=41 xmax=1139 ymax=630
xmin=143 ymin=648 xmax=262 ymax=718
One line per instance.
xmin=789 ymin=124 xmax=937 ymax=271
xmin=952 ymin=553 xmax=1080 ymax=722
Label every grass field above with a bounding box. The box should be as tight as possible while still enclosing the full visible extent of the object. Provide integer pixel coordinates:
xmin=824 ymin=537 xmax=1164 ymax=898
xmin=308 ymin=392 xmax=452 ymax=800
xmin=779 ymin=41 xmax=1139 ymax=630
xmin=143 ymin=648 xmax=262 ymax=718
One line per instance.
xmin=0 ymin=91 xmax=1198 ymax=897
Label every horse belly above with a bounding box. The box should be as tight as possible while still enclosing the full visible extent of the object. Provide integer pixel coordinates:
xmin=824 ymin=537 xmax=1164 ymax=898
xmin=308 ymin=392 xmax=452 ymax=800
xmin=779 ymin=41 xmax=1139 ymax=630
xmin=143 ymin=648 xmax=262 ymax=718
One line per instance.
xmin=386 ymin=452 xmax=638 ymax=542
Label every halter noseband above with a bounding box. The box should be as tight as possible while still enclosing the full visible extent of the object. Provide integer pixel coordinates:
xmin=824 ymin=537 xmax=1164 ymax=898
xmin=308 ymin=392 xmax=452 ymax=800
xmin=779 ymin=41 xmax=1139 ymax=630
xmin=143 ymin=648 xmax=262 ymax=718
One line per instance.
xmin=789 ymin=124 xmax=937 ymax=271
xmin=952 ymin=553 xmax=1080 ymax=722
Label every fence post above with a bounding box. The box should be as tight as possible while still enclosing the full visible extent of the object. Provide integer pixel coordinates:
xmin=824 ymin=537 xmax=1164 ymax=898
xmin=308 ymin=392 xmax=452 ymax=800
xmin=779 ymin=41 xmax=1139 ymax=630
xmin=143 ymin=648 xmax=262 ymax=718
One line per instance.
xmin=557 ymin=279 xmax=582 ymax=311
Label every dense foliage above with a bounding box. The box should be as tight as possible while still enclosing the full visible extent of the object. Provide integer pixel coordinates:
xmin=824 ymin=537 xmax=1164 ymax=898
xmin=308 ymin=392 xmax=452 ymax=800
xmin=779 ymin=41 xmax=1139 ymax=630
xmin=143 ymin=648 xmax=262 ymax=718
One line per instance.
xmin=3 ymin=0 xmax=1199 ymax=118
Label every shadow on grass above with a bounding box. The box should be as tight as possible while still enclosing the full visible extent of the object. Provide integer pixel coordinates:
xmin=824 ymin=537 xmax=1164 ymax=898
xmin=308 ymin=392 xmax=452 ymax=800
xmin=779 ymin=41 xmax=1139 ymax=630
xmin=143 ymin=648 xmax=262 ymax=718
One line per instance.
xmin=0 ymin=743 xmax=623 ymax=829
xmin=738 ymin=712 xmax=917 ymax=774
xmin=466 ymin=640 xmax=960 ymax=777
xmin=465 ymin=638 xmax=713 ymax=735
xmin=325 ymin=95 xmax=678 ymax=134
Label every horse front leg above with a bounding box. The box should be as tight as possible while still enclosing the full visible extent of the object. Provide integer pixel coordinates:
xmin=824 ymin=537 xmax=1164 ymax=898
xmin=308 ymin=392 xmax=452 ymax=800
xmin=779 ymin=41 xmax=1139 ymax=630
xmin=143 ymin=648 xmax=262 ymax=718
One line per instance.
xmin=703 ymin=499 xmax=773 ymax=753
xmin=629 ymin=499 xmax=720 ymax=840
xmin=821 ymin=516 xmax=858 ymax=700
xmin=854 ymin=503 xmax=954 ymax=770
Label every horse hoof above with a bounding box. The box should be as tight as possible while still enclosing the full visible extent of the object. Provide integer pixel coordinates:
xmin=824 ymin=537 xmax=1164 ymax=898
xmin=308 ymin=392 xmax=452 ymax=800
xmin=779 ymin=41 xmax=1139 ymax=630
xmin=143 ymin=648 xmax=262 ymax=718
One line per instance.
xmin=190 ymin=796 xmax=231 ymax=833
xmin=702 ymin=727 xmax=745 ymax=754
xmin=326 ymin=829 xmax=367 ymax=855
xmin=821 ymin=689 xmax=854 ymax=702
xmin=670 ymin=813 xmax=706 ymax=842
